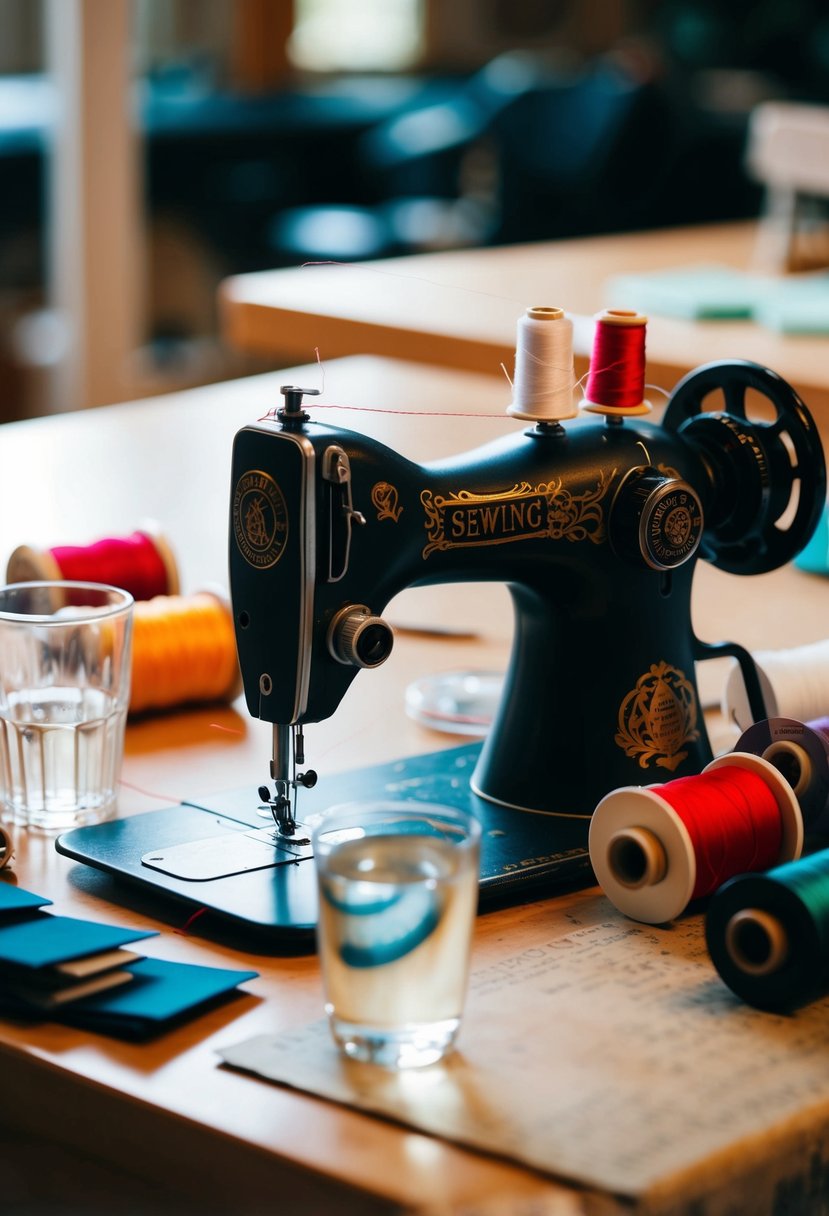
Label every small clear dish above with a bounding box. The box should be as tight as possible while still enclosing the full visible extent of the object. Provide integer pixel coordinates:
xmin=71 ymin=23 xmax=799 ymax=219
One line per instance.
xmin=404 ymin=669 xmax=503 ymax=737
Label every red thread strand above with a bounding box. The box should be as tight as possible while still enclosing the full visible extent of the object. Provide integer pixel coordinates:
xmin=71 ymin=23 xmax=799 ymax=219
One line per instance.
xmin=50 ymin=532 xmax=172 ymax=601
xmin=584 ymin=318 xmax=647 ymax=411
xmin=657 ymin=766 xmax=782 ymax=900
xmin=256 ymin=403 xmax=508 ymax=422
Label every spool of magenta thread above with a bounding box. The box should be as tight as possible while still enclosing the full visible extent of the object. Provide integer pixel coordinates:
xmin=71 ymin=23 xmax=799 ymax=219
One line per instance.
xmin=581 ymin=309 xmax=652 ymax=417
xmin=7 ymin=524 xmax=179 ymax=602
xmin=706 ymin=848 xmax=829 ymax=1010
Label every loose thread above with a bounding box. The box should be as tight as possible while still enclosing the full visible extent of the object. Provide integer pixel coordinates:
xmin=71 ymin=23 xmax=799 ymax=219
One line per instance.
xmin=118 ymin=777 xmax=186 ymax=805
xmin=258 ymin=402 xmax=513 ymax=422
xmin=300 ymin=258 xmax=528 ymax=309
xmin=176 ymin=906 xmax=210 ymax=936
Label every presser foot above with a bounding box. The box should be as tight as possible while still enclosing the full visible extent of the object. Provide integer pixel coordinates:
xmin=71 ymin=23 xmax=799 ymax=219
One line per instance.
xmin=256 ymin=784 xmax=312 ymax=845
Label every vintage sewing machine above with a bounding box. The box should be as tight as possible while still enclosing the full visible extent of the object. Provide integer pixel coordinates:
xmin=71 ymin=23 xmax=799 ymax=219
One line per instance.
xmin=58 ymin=356 xmax=826 ymax=942
xmin=231 ymin=363 xmax=823 ymax=808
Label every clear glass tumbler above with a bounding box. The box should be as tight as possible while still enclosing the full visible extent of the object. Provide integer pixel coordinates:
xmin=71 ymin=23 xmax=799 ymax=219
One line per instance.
xmin=0 ymin=581 xmax=134 ymax=831
xmin=312 ymin=800 xmax=481 ymax=1069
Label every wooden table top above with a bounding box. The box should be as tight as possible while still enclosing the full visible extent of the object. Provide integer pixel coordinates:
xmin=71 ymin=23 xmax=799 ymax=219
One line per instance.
xmin=219 ymin=220 xmax=829 ymax=425
xmin=2 ymin=355 xmax=828 ymax=1214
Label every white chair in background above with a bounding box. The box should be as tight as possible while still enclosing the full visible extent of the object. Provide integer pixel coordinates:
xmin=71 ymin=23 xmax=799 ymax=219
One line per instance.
xmin=746 ymin=100 xmax=829 ymax=272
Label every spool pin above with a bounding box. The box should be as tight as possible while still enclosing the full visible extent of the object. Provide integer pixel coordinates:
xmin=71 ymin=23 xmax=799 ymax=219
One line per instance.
xmin=589 ymin=752 xmax=803 ymax=924
xmin=581 ymin=309 xmax=652 ymax=418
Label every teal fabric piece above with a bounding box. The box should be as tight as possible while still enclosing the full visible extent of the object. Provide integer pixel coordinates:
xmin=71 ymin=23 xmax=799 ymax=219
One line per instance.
xmin=0 ymin=914 xmax=156 ymax=969
xmin=0 ymin=883 xmax=52 ymax=916
xmin=63 ymin=956 xmax=259 ymax=1037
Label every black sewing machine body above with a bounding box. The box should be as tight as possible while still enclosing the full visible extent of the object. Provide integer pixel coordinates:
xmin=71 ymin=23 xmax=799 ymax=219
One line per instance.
xmin=229 ymin=362 xmax=826 ymax=822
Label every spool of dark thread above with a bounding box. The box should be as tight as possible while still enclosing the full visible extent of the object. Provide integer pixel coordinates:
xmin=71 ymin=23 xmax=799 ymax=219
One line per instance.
xmin=737 ymin=717 xmax=829 ymax=836
xmin=706 ymin=849 xmax=829 ymax=1011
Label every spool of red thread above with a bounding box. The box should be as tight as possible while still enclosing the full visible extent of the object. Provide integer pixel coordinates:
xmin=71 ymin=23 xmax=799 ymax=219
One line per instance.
xmin=581 ymin=308 xmax=651 ymax=417
xmin=588 ymin=753 xmax=803 ymax=923
xmin=6 ymin=524 xmax=179 ymax=603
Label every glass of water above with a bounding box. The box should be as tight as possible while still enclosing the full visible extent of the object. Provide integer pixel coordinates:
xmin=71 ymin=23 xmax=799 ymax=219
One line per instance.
xmin=0 ymin=581 xmax=134 ymax=831
xmin=312 ymin=800 xmax=481 ymax=1069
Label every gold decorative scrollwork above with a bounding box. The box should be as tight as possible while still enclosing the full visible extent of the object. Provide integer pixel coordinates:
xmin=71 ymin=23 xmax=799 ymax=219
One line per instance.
xmin=420 ymin=471 xmax=613 ymax=559
xmin=615 ymin=660 xmax=700 ymax=772
xmin=372 ymin=481 xmax=403 ymax=522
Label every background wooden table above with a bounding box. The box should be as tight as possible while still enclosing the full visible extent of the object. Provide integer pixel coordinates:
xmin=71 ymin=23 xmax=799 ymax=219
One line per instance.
xmin=219 ymin=220 xmax=829 ymax=430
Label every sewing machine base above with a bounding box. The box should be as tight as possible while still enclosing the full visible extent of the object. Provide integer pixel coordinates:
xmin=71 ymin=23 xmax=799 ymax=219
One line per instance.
xmin=56 ymin=743 xmax=592 ymax=947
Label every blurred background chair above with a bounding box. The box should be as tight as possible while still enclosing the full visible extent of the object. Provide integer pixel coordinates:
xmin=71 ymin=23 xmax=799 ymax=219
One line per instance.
xmin=267 ymin=51 xmax=555 ymax=262
xmin=746 ymin=101 xmax=829 ymax=271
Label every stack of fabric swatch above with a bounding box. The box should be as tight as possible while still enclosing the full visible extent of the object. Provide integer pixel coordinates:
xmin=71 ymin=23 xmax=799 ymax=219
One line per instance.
xmin=0 ymin=881 xmax=257 ymax=1038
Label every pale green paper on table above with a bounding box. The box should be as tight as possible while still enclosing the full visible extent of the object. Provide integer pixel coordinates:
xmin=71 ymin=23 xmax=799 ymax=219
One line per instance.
xmin=606 ymin=262 xmax=829 ymax=332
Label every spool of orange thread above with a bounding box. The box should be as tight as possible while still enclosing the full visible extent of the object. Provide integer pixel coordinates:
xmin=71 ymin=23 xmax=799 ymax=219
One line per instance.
xmin=129 ymin=591 xmax=241 ymax=715
xmin=7 ymin=524 xmax=179 ymax=602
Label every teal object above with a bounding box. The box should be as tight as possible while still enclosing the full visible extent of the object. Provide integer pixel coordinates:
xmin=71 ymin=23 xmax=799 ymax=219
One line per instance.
xmin=63 ymin=956 xmax=259 ymax=1037
xmin=0 ymin=883 xmax=51 ymax=915
xmin=795 ymin=499 xmax=829 ymax=573
xmin=706 ymin=849 xmax=829 ymax=1010
xmin=0 ymin=914 xmax=156 ymax=970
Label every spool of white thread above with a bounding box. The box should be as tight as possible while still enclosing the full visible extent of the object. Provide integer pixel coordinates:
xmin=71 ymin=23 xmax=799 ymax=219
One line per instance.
xmin=507 ymin=306 xmax=577 ymax=423
xmin=722 ymin=639 xmax=829 ymax=731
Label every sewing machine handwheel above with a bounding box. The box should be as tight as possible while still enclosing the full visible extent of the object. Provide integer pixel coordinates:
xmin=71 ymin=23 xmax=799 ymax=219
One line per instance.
xmin=663 ymin=360 xmax=826 ymax=574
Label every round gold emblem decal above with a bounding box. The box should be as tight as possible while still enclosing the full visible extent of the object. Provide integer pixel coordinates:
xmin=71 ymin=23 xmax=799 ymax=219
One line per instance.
xmin=233 ymin=470 xmax=288 ymax=569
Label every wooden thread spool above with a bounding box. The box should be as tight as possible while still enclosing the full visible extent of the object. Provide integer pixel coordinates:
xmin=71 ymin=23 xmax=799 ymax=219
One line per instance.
xmin=588 ymin=753 xmax=803 ymax=924
xmin=7 ymin=525 xmax=179 ymax=603
xmin=129 ymin=591 xmax=241 ymax=715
